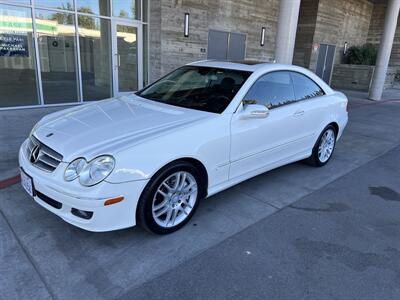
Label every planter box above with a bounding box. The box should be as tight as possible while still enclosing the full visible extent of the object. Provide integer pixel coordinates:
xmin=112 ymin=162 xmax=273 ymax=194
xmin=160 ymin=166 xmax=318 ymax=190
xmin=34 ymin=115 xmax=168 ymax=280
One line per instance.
xmin=331 ymin=64 xmax=396 ymax=92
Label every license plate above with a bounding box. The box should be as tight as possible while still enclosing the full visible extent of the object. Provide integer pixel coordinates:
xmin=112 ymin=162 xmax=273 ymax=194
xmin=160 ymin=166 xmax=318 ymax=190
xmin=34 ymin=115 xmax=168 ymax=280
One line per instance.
xmin=21 ymin=169 xmax=34 ymax=197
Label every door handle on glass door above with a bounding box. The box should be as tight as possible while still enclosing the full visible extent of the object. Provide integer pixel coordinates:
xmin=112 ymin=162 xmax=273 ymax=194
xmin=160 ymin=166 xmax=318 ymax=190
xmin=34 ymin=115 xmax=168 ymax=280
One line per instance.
xmin=293 ymin=110 xmax=305 ymax=117
xmin=114 ymin=54 xmax=121 ymax=68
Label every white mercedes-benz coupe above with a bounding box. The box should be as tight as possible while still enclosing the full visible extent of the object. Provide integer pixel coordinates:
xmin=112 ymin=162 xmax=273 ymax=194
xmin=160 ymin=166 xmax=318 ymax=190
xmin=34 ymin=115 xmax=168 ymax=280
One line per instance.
xmin=19 ymin=61 xmax=348 ymax=234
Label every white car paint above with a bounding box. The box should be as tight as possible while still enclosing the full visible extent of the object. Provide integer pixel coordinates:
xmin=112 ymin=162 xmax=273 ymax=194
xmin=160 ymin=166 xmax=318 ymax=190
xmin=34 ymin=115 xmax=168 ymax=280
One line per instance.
xmin=19 ymin=61 xmax=348 ymax=232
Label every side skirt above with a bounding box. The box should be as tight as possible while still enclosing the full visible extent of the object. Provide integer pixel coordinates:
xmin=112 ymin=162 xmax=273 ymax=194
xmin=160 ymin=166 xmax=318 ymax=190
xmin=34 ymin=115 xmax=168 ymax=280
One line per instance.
xmin=206 ymin=150 xmax=311 ymax=198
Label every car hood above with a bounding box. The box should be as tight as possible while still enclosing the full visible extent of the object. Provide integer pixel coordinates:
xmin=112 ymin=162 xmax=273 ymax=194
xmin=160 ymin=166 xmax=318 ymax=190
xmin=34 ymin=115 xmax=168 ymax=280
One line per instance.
xmin=33 ymin=94 xmax=213 ymax=161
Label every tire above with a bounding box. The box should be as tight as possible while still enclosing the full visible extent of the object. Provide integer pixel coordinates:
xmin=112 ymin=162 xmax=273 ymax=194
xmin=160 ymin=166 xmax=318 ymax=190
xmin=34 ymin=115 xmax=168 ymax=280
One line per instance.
xmin=306 ymin=125 xmax=337 ymax=167
xmin=136 ymin=161 xmax=204 ymax=234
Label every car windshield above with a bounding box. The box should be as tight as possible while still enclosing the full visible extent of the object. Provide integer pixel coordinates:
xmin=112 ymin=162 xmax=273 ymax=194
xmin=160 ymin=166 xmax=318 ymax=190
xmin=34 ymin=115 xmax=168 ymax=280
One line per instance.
xmin=137 ymin=66 xmax=252 ymax=113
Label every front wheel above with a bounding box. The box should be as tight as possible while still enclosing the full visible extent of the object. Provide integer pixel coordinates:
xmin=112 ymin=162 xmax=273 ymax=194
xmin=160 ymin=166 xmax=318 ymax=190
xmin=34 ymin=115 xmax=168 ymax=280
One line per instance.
xmin=306 ymin=125 xmax=337 ymax=167
xmin=137 ymin=162 xmax=202 ymax=234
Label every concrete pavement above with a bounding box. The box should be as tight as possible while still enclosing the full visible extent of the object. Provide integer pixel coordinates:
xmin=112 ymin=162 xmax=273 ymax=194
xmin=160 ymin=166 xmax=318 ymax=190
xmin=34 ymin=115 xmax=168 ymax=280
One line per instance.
xmin=128 ymin=145 xmax=400 ymax=299
xmin=0 ymin=91 xmax=400 ymax=299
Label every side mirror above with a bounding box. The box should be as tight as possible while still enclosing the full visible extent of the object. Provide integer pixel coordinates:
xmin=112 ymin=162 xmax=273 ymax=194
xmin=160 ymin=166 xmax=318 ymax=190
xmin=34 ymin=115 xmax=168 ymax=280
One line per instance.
xmin=240 ymin=101 xmax=270 ymax=119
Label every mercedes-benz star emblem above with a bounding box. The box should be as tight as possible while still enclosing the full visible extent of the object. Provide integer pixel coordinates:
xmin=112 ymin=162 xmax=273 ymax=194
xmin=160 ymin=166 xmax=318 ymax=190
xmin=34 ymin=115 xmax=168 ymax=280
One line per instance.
xmin=30 ymin=145 xmax=41 ymax=163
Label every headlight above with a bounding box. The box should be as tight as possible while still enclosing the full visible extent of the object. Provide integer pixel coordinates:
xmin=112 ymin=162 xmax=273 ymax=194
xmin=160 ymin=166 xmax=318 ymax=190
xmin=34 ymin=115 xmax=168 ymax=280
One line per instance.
xmin=79 ymin=156 xmax=115 ymax=186
xmin=64 ymin=158 xmax=87 ymax=181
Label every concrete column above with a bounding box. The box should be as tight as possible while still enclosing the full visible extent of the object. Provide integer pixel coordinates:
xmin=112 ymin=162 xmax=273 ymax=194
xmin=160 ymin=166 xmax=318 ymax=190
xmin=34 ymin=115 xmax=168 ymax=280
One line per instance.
xmin=274 ymin=0 xmax=301 ymax=64
xmin=369 ymin=0 xmax=400 ymax=100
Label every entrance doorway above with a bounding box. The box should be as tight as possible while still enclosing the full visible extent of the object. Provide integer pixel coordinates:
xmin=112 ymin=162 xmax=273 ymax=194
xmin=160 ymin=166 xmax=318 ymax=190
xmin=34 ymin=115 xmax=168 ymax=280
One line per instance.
xmin=112 ymin=20 xmax=143 ymax=96
xmin=316 ymin=44 xmax=336 ymax=84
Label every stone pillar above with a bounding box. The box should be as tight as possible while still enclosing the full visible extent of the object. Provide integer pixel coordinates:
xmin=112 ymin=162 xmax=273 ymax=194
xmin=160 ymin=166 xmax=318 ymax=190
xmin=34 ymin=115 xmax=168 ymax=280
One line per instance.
xmin=369 ymin=0 xmax=400 ymax=100
xmin=274 ymin=0 xmax=301 ymax=64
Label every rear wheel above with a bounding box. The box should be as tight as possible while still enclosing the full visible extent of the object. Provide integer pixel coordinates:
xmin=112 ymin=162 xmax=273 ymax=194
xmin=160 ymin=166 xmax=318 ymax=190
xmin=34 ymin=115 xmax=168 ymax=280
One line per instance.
xmin=137 ymin=162 xmax=202 ymax=234
xmin=307 ymin=125 xmax=337 ymax=167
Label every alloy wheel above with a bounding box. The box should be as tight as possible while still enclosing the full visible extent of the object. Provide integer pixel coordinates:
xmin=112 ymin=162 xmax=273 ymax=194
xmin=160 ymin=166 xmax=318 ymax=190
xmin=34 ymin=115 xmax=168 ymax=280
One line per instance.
xmin=152 ymin=171 xmax=198 ymax=228
xmin=318 ymin=128 xmax=335 ymax=163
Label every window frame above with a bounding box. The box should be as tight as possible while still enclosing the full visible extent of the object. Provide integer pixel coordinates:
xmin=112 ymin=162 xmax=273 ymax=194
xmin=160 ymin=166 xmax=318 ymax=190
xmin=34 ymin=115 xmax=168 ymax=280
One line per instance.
xmin=240 ymin=70 xmax=327 ymax=111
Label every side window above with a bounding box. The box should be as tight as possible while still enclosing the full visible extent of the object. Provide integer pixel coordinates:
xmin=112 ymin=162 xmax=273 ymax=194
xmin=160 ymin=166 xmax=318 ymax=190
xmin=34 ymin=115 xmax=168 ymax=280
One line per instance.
xmin=291 ymin=72 xmax=325 ymax=101
xmin=243 ymin=71 xmax=296 ymax=109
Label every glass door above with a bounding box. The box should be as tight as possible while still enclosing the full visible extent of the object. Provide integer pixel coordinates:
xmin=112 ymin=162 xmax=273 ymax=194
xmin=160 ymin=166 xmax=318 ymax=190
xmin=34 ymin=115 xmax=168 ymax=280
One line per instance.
xmin=112 ymin=20 xmax=142 ymax=96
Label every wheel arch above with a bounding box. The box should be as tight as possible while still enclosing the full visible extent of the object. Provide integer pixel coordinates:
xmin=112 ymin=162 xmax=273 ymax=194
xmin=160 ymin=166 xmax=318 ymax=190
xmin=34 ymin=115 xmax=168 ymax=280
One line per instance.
xmin=147 ymin=157 xmax=209 ymax=198
xmin=135 ymin=157 xmax=209 ymax=232
xmin=311 ymin=122 xmax=340 ymax=152
xmin=328 ymin=122 xmax=339 ymax=137
xmin=176 ymin=157 xmax=209 ymax=198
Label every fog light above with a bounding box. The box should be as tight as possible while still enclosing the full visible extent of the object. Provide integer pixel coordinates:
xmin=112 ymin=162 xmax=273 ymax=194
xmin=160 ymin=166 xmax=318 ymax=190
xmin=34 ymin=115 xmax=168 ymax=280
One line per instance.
xmin=71 ymin=208 xmax=93 ymax=220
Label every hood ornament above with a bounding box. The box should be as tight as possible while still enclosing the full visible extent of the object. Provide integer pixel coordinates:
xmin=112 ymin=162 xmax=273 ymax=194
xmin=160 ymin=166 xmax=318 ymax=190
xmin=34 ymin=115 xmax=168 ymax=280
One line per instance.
xmin=46 ymin=133 xmax=54 ymax=137
xmin=30 ymin=145 xmax=41 ymax=163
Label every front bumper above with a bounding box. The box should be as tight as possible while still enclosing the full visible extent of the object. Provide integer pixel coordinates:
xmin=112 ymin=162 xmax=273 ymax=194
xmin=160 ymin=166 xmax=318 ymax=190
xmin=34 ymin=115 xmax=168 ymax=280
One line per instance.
xmin=19 ymin=139 xmax=149 ymax=232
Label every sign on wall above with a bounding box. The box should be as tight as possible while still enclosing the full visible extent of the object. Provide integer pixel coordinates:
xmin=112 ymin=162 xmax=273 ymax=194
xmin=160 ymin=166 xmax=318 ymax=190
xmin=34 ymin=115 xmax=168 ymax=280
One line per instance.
xmin=0 ymin=33 xmax=29 ymax=57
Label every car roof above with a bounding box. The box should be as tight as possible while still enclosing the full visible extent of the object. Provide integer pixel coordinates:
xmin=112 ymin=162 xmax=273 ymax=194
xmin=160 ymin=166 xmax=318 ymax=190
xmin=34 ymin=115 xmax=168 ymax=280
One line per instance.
xmin=187 ymin=60 xmax=269 ymax=72
xmin=187 ymin=60 xmax=312 ymax=73
xmin=187 ymin=59 xmax=334 ymax=95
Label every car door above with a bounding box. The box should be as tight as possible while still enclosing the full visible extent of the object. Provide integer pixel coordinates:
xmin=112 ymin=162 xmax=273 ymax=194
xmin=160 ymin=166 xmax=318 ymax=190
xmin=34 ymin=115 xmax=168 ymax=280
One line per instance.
xmin=229 ymin=71 xmax=311 ymax=180
xmin=290 ymin=71 xmax=328 ymax=150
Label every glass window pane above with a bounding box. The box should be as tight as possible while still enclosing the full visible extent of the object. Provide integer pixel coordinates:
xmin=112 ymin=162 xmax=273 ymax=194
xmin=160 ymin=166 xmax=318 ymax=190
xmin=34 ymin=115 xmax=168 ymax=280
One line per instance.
xmin=77 ymin=0 xmax=110 ymax=16
xmin=78 ymin=16 xmax=112 ymax=101
xmin=35 ymin=0 xmax=74 ymax=10
xmin=0 ymin=4 xmax=39 ymax=107
xmin=116 ymin=24 xmax=138 ymax=92
xmin=244 ymin=72 xmax=296 ymax=109
xmin=113 ymin=0 xmax=140 ymax=19
xmin=291 ymin=72 xmax=325 ymax=100
xmin=138 ymin=67 xmax=251 ymax=113
xmin=35 ymin=10 xmax=79 ymax=104
xmin=2 ymin=0 xmax=31 ymax=4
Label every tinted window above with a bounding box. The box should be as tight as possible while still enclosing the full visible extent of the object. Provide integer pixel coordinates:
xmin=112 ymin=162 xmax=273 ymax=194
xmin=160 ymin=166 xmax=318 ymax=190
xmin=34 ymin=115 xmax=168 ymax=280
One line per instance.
xmin=137 ymin=66 xmax=251 ymax=113
xmin=291 ymin=72 xmax=325 ymax=100
xmin=244 ymin=71 xmax=295 ymax=109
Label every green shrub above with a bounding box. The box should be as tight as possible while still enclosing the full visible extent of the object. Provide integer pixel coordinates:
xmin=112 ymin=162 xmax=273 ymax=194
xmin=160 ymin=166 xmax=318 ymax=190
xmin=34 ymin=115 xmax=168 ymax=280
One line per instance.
xmin=345 ymin=43 xmax=378 ymax=66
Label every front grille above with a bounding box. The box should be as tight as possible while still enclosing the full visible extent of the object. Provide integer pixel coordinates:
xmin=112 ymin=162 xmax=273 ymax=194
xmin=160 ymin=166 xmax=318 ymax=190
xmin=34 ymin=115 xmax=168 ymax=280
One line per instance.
xmin=25 ymin=135 xmax=63 ymax=172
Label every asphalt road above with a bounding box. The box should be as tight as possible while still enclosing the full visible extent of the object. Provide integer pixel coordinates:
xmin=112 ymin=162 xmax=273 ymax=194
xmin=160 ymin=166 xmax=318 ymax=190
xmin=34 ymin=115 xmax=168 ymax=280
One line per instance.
xmin=127 ymin=145 xmax=400 ymax=300
xmin=1 ymin=95 xmax=400 ymax=299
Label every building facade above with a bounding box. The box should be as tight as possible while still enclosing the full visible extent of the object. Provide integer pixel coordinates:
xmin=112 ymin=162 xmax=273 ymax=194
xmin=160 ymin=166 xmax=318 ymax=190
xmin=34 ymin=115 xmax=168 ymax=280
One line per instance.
xmin=0 ymin=0 xmax=399 ymax=109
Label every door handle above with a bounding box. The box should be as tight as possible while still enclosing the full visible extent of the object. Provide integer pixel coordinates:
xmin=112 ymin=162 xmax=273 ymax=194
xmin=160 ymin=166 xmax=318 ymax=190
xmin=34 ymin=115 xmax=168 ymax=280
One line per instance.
xmin=293 ymin=110 xmax=305 ymax=117
xmin=114 ymin=54 xmax=121 ymax=69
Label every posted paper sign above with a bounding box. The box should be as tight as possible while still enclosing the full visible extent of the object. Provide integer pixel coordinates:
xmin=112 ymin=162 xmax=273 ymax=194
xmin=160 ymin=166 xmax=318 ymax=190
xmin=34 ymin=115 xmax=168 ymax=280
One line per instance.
xmin=0 ymin=33 xmax=29 ymax=57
